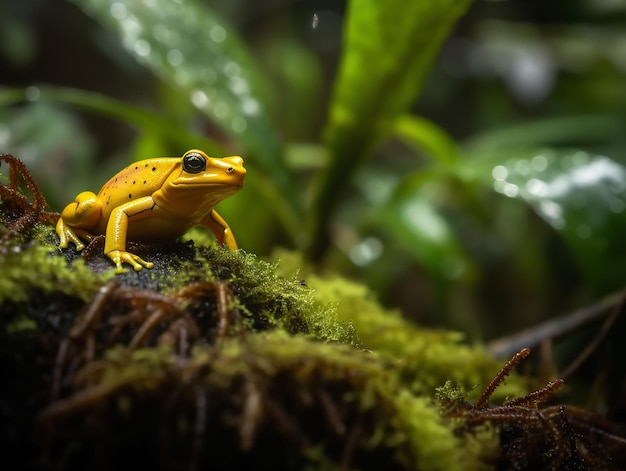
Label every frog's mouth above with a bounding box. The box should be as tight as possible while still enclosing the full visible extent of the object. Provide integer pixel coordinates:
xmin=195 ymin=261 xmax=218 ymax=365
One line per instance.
xmin=172 ymin=178 xmax=244 ymax=189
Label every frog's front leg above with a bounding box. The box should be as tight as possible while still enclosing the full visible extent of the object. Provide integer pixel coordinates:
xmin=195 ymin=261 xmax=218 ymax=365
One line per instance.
xmin=56 ymin=191 xmax=101 ymax=251
xmin=202 ymin=209 xmax=238 ymax=249
xmin=107 ymin=250 xmax=154 ymax=274
xmin=105 ymin=197 xmax=156 ymax=273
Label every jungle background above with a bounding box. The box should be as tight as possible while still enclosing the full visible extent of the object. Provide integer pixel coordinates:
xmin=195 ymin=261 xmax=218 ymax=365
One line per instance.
xmin=2 ymin=0 xmax=626 ymax=413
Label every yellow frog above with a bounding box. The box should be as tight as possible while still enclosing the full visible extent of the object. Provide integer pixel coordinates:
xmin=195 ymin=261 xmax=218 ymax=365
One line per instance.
xmin=56 ymin=149 xmax=245 ymax=273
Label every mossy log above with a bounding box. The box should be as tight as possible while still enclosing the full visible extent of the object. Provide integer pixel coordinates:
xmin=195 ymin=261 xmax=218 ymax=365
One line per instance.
xmin=2 ymin=153 xmax=625 ymax=470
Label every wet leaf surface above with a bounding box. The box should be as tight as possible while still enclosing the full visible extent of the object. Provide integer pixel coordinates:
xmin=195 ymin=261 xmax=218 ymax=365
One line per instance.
xmin=488 ymin=149 xmax=626 ymax=291
xmin=70 ymin=0 xmax=296 ymax=203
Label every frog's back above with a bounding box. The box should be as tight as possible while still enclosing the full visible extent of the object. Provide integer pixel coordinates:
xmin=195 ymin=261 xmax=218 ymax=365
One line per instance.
xmin=97 ymin=158 xmax=178 ymax=214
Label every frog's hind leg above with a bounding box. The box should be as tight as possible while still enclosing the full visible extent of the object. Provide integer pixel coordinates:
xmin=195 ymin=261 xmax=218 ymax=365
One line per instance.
xmin=60 ymin=191 xmax=102 ymax=227
xmin=56 ymin=191 xmax=101 ymax=251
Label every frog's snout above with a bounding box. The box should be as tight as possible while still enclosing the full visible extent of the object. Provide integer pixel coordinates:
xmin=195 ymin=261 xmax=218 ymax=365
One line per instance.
xmin=223 ymin=156 xmax=246 ymax=177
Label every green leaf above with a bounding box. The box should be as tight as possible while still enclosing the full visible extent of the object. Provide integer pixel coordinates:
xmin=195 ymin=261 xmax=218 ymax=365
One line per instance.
xmin=393 ymin=114 xmax=459 ymax=165
xmin=324 ymin=0 xmax=471 ymax=153
xmin=69 ymin=0 xmax=297 ymax=207
xmin=490 ymin=149 xmax=626 ymax=291
xmin=382 ymin=179 xmax=470 ymax=283
xmin=312 ymin=0 xmax=472 ymax=258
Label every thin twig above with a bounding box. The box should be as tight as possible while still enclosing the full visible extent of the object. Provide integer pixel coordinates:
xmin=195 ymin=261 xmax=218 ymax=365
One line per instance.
xmin=560 ymin=294 xmax=625 ymax=379
xmin=487 ymin=290 xmax=626 ymax=359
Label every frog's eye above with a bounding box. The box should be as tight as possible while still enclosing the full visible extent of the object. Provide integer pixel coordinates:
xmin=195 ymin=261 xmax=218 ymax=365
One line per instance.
xmin=182 ymin=152 xmax=207 ymax=174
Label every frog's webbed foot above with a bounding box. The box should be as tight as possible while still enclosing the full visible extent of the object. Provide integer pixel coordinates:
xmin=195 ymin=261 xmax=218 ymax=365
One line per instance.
xmin=56 ymin=218 xmax=95 ymax=251
xmin=107 ymin=250 xmax=155 ymax=274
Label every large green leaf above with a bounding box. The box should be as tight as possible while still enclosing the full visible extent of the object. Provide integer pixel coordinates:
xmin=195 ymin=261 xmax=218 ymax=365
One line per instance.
xmin=489 ymin=149 xmax=626 ymax=291
xmin=69 ymin=0 xmax=296 ymax=206
xmin=325 ymin=0 xmax=472 ymax=151
xmin=312 ymin=0 xmax=472 ymax=258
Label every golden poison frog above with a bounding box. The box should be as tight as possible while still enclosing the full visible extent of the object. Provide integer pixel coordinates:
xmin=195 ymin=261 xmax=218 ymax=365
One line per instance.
xmin=56 ymin=149 xmax=245 ymax=273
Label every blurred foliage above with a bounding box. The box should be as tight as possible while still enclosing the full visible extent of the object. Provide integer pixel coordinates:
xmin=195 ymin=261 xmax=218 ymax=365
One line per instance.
xmin=1 ymin=0 xmax=626 ymax=353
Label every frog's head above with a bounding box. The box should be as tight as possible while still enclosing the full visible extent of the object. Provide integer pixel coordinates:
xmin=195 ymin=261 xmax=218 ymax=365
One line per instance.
xmin=169 ymin=149 xmax=246 ymax=194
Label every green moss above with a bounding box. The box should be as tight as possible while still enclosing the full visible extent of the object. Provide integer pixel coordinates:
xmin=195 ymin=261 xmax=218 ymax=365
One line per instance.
xmin=186 ymin=247 xmax=361 ymax=344
xmin=0 ymin=233 xmax=113 ymax=305
xmin=180 ymin=225 xmax=219 ymax=247
xmin=272 ymin=249 xmax=527 ymax=401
